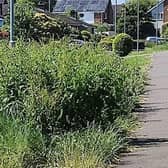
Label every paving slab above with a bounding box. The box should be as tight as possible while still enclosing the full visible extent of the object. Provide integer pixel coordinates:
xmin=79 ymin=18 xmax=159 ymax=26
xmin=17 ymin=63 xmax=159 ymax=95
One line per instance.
xmin=117 ymin=51 xmax=168 ymax=168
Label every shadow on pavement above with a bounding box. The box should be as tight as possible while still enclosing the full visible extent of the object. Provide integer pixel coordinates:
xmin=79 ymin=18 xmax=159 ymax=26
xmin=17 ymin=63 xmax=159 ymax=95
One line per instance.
xmin=129 ymin=137 xmax=168 ymax=147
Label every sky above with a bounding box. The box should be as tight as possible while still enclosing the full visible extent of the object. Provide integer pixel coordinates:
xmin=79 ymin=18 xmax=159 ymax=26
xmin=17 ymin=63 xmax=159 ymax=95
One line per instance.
xmin=111 ymin=0 xmax=125 ymax=4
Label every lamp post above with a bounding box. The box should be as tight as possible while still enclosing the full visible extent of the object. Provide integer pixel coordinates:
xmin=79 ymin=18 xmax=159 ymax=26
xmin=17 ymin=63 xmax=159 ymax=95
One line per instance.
xmin=115 ymin=0 xmax=117 ymax=35
xmin=10 ymin=0 xmax=15 ymax=47
xmin=156 ymin=0 xmax=159 ymax=45
xmin=137 ymin=0 xmax=140 ymax=52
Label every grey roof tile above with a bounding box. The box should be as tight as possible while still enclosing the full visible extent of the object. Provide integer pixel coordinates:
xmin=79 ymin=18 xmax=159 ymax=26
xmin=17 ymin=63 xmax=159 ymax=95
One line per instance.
xmin=53 ymin=0 xmax=110 ymax=12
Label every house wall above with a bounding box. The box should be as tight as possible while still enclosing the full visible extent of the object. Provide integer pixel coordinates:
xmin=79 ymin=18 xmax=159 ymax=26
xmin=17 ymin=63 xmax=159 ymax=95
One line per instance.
xmin=164 ymin=0 xmax=168 ymax=22
xmin=94 ymin=12 xmax=105 ymax=23
xmin=151 ymin=2 xmax=163 ymax=21
xmin=78 ymin=12 xmax=95 ymax=24
xmin=79 ymin=11 xmax=107 ymax=24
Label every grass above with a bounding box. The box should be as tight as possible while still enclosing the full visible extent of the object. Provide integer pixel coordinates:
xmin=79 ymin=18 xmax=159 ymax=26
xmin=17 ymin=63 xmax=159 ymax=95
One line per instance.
xmin=47 ymin=126 xmax=126 ymax=168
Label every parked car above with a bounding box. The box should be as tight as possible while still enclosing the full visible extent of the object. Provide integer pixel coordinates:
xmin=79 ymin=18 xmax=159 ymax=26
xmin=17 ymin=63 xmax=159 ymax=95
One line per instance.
xmin=145 ymin=36 xmax=167 ymax=45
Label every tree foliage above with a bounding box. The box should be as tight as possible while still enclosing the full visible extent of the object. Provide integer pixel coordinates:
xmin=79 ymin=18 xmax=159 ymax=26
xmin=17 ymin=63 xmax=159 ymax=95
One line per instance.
xmin=117 ymin=0 xmax=157 ymax=39
xmin=3 ymin=0 xmax=71 ymax=41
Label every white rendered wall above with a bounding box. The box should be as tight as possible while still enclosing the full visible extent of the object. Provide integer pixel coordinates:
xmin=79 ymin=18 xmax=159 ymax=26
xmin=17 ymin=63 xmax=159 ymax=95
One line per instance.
xmin=79 ymin=12 xmax=95 ymax=24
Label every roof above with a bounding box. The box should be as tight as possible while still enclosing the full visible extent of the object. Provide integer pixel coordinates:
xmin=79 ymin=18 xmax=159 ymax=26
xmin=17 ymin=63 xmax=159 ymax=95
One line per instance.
xmin=147 ymin=0 xmax=164 ymax=13
xmin=53 ymin=0 xmax=110 ymax=13
xmin=35 ymin=8 xmax=95 ymax=28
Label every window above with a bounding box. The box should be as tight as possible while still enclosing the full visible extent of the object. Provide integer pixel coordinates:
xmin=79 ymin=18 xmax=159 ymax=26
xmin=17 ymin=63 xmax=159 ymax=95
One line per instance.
xmin=79 ymin=13 xmax=84 ymax=18
xmin=160 ymin=12 xmax=163 ymax=20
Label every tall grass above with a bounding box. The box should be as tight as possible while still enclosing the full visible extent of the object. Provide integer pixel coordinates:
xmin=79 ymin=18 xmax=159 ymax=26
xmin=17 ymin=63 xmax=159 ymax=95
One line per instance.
xmin=47 ymin=127 xmax=126 ymax=168
xmin=0 ymin=40 xmax=150 ymax=167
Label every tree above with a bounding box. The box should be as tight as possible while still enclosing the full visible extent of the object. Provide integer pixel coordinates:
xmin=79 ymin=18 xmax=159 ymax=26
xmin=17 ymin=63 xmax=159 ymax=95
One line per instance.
xmin=3 ymin=0 xmax=71 ymax=41
xmin=3 ymin=0 xmax=35 ymax=39
xmin=117 ymin=0 xmax=157 ymax=39
xmin=33 ymin=0 xmax=57 ymax=11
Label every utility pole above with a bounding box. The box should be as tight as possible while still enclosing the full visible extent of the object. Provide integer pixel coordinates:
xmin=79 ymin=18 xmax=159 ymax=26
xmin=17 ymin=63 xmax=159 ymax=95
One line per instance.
xmin=10 ymin=0 xmax=15 ymax=47
xmin=156 ymin=0 xmax=159 ymax=45
xmin=137 ymin=0 xmax=140 ymax=52
xmin=115 ymin=0 xmax=117 ymax=35
xmin=49 ymin=0 xmax=51 ymax=12
xmin=124 ymin=0 xmax=126 ymax=33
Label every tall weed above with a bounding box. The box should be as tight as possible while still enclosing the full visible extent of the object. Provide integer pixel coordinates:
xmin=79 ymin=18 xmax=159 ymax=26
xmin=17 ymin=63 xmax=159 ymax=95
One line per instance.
xmin=0 ymin=40 xmax=148 ymax=134
xmin=47 ymin=127 xmax=126 ymax=168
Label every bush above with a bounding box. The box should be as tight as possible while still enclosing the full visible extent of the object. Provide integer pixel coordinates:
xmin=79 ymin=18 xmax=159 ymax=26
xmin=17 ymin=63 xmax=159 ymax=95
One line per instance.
xmin=162 ymin=22 xmax=168 ymax=39
xmin=0 ymin=40 xmax=146 ymax=135
xmin=81 ymin=30 xmax=92 ymax=41
xmin=31 ymin=13 xmax=71 ymax=42
xmin=3 ymin=1 xmax=71 ymax=41
xmin=139 ymin=22 xmax=156 ymax=39
xmin=113 ymin=33 xmax=133 ymax=56
xmin=133 ymin=40 xmax=145 ymax=50
xmin=0 ymin=40 xmax=150 ymax=167
xmin=96 ymin=23 xmax=110 ymax=33
xmin=91 ymin=33 xmax=101 ymax=44
xmin=98 ymin=36 xmax=115 ymax=50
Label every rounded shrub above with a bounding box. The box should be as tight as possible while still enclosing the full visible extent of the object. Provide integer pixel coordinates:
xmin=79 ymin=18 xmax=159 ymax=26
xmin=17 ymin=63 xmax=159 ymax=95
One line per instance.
xmin=113 ymin=33 xmax=133 ymax=56
xmin=98 ymin=36 xmax=115 ymax=50
xmin=81 ymin=30 xmax=92 ymax=41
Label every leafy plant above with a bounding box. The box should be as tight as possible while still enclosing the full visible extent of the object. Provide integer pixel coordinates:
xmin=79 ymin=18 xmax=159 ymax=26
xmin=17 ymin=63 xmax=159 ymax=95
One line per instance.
xmin=113 ymin=33 xmax=133 ymax=56
xmin=3 ymin=2 xmax=71 ymax=41
xmin=81 ymin=30 xmax=92 ymax=41
xmin=98 ymin=36 xmax=115 ymax=50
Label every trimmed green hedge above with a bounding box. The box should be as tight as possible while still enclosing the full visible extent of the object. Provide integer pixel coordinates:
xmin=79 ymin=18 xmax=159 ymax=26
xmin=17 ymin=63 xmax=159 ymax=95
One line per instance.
xmin=113 ymin=33 xmax=133 ymax=56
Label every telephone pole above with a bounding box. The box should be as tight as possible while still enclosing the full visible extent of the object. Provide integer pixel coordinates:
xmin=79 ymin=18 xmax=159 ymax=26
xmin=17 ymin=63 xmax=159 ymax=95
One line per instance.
xmin=10 ymin=0 xmax=15 ymax=47
xmin=124 ymin=0 xmax=126 ymax=33
xmin=115 ymin=0 xmax=117 ymax=35
xmin=49 ymin=0 xmax=51 ymax=12
xmin=137 ymin=0 xmax=140 ymax=52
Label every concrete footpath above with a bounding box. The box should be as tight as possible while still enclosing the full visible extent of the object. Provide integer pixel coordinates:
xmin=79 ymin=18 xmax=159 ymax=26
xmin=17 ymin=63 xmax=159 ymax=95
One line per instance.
xmin=118 ymin=51 xmax=168 ymax=168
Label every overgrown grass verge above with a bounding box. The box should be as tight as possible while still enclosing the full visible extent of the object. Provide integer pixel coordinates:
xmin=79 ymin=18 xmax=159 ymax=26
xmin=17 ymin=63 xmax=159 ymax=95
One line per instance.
xmin=0 ymin=40 xmax=150 ymax=167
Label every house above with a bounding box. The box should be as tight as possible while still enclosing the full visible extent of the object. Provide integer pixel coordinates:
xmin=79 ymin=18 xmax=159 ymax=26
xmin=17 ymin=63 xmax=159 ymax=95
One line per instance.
xmin=52 ymin=0 xmax=113 ymax=24
xmin=35 ymin=8 xmax=95 ymax=33
xmin=163 ymin=0 xmax=168 ymax=22
xmin=0 ymin=0 xmax=8 ymax=17
xmin=147 ymin=0 xmax=168 ymax=33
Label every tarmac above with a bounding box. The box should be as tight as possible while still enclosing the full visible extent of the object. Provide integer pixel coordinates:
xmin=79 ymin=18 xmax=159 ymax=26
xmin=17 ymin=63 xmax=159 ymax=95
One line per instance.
xmin=117 ymin=51 xmax=168 ymax=168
